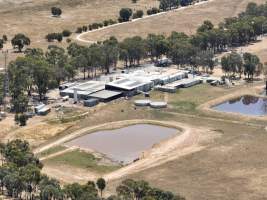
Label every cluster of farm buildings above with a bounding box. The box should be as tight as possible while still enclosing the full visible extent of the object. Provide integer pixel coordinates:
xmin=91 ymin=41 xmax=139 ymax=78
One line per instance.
xmin=58 ymin=65 xmax=219 ymax=108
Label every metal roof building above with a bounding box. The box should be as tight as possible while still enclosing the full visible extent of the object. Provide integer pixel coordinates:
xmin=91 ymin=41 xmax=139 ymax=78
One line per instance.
xmin=60 ymin=81 xmax=105 ymax=99
xmin=89 ymin=90 xmax=122 ymax=102
xmin=105 ymin=78 xmax=154 ymax=96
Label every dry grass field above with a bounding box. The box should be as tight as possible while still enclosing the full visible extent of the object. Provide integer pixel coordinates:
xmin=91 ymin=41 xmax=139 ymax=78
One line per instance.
xmin=0 ymin=0 xmax=157 ymax=66
xmin=0 ymin=0 xmax=157 ymax=48
xmin=80 ymin=0 xmax=266 ymax=42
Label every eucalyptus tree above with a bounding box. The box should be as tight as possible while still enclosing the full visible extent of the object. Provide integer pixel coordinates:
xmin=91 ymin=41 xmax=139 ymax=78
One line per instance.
xmin=96 ymin=178 xmax=106 ymax=198
xmin=119 ymin=36 xmax=146 ymax=66
xmin=45 ymin=45 xmax=69 ymax=86
xmin=8 ymin=57 xmax=31 ymax=113
xmin=146 ymin=34 xmax=169 ymax=61
xmin=243 ymin=52 xmax=262 ymax=81
xmin=88 ymin=43 xmax=104 ymax=78
xmin=11 ymin=34 xmax=30 ymax=52
xmin=102 ymin=37 xmax=119 ymax=73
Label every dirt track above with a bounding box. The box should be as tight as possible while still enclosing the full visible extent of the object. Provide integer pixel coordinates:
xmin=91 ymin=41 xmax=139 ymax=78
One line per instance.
xmin=76 ymin=0 xmax=214 ymax=43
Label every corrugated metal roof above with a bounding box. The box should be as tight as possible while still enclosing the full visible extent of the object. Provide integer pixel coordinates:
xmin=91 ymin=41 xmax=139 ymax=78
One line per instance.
xmin=89 ymin=90 xmax=122 ymax=99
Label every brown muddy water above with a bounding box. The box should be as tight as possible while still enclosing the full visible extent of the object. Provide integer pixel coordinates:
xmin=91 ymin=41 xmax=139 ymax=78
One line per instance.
xmin=65 ymin=124 xmax=178 ymax=164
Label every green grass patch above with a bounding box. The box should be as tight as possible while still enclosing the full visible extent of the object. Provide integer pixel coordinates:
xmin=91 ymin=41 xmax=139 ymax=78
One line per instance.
xmin=171 ymin=101 xmax=197 ymax=113
xmin=37 ymin=145 xmax=67 ymax=157
xmin=43 ymin=150 xmax=121 ymax=174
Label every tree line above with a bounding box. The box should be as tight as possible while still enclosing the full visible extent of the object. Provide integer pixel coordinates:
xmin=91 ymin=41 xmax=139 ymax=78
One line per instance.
xmin=0 ymin=139 xmax=185 ymax=200
xmin=221 ymin=51 xmax=262 ymax=81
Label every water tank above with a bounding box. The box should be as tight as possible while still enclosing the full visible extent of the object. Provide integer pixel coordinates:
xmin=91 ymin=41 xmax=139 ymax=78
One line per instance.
xmin=134 ymin=99 xmax=151 ymax=106
xmin=150 ymin=101 xmax=167 ymax=108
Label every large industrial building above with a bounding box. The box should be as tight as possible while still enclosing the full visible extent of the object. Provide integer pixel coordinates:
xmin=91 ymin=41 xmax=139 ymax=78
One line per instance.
xmin=59 ymin=66 xmax=191 ymax=104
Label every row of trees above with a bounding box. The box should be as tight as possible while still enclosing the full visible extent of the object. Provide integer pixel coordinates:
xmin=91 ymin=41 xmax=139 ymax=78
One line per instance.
xmin=67 ymin=32 xmax=215 ymax=77
xmin=221 ymin=52 xmax=263 ymax=80
xmin=45 ymin=30 xmax=72 ymax=42
xmin=0 ymin=139 xmax=184 ymax=200
xmin=191 ymin=2 xmax=267 ymax=54
xmin=68 ymin=2 xmax=267 ymax=76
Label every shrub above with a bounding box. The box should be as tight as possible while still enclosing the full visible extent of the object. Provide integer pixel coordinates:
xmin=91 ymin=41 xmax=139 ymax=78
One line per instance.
xmin=147 ymin=7 xmax=160 ymax=15
xmin=0 ymin=39 xmax=3 ymax=49
xmin=62 ymin=30 xmax=72 ymax=37
xmin=19 ymin=114 xmax=27 ymax=126
xmin=82 ymin=26 xmax=88 ymax=32
xmin=119 ymin=8 xmax=133 ymax=22
xmin=14 ymin=114 xmax=19 ymax=124
xmin=56 ymin=33 xmax=63 ymax=42
xmin=76 ymin=27 xmax=83 ymax=33
xmin=109 ymin=19 xmax=117 ymax=25
xmin=51 ymin=7 xmax=62 ymax=17
xmin=45 ymin=33 xmax=63 ymax=42
xmin=91 ymin=23 xmax=100 ymax=29
xmin=2 ymin=35 xmax=7 ymax=42
xmin=103 ymin=20 xmax=109 ymax=26
xmin=133 ymin=10 xmax=144 ymax=19
xmin=18 ymin=114 xmax=28 ymax=126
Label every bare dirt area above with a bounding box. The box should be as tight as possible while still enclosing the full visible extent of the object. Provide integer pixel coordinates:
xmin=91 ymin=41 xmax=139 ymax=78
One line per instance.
xmin=79 ymin=0 xmax=266 ymax=42
xmin=0 ymin=104 xmax=89 ymax=147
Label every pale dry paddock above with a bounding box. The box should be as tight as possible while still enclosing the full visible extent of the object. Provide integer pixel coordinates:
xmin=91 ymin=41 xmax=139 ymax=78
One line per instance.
xmin=0 ymin=0 xmax=157 ymax=47
xmin=79 ymin=0 xmax=266 ymax=42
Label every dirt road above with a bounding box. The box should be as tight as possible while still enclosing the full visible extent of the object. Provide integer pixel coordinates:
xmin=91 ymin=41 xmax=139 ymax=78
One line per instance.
xmin=76 ymin=0 xmax=213 ymax=43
